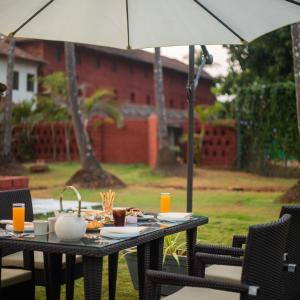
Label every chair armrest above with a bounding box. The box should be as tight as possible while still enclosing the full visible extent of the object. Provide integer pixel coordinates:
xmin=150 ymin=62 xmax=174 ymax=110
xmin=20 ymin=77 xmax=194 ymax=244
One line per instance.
xmin=195 ymin=243 xmax=245 ymax=257
xmin=146 ymin=270 xmax=255 ymax=295
xmin=196 ymin=252 xmax=243 ymax=267
xmin=232 ymin=235 xmax=247 ymax=248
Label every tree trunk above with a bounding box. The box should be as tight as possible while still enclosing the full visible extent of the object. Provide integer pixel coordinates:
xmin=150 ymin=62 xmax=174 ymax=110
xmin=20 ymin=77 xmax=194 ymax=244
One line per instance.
xmin=1 ymin=37 xmax=15 ymax=162
xmin=64 ymin=121 xmax=71 ymax=161
xmin=292 ymin=23 xmax=300 ymax=137
xmin=154 ymin=47 xmax=168 ymax=149
xmin=279 ymin=23 xmax=300 ymax=203
xmin=64 ymin=42 xmax=101 ymax=171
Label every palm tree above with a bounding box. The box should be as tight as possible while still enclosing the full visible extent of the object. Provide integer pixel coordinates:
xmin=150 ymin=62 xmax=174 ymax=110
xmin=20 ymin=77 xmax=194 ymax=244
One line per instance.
xmin=154 ymin=47 xmax=168 ymax=149
xmin=1 ymin=36 xmax=15 ymax=162
xmin=64 ymin=42 xmax=125 ymax=188
xmin=153 ymin=47 xmax=184 ymax=175
xmin=291 ymin=23 xmax=300 ymax=137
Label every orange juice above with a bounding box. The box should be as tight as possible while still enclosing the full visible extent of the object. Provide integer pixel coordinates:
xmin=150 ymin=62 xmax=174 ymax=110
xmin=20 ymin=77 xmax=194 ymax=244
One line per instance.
xmin=160 ymin=193 xmax=171 ymax=213
xmin=13 ymin=204 xmax=25 ymax=233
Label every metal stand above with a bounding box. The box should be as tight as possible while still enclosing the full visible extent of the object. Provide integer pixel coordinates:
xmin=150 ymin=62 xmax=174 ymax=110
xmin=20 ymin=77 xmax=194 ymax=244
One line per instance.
xmin=186 ymin=45 xmax=213 ymax=212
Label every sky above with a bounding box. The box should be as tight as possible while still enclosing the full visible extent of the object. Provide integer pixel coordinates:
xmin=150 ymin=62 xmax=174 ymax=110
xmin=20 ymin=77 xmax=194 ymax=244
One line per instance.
xmin=145 ymin=45 xmax=230 ymax=77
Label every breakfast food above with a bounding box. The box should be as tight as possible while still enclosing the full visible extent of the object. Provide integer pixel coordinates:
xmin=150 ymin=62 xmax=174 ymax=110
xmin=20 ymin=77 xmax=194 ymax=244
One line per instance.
xmin=100 ymin=190 xmax=115 ymax=215
xmin=86 ymin=220 xmax=103 ymax=230
xmin=126 ymin=207 xmax=144 ymax=217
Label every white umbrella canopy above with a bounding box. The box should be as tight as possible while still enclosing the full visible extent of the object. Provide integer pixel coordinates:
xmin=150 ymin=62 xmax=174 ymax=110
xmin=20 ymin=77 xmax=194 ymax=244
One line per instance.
xmin=0 ymin=0 xmax=300 ymax=49
xmin=1 ymin=0 xmax=300 ymax=212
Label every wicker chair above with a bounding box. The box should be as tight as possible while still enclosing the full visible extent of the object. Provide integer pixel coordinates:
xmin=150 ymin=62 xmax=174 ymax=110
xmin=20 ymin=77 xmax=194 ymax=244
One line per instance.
xmin=0 ymin=249 xmax=35 ymax=300
xmin=0 ymin=189 xmax=82 ymax=300
xmin=145 ymin=214 xmax=291 ymax=300
xmin=195 ymin=206 xmax=300 ymax=300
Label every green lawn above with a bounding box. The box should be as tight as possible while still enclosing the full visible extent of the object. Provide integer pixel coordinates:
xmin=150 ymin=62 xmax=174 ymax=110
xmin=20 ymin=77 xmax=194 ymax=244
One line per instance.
xmin=25 ymin=162 xmax=296 ymax=299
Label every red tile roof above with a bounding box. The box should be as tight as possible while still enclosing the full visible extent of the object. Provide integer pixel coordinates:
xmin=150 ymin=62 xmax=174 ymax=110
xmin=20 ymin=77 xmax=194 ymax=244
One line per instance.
xmin=0 ymin=40 xmax=44 ymax=63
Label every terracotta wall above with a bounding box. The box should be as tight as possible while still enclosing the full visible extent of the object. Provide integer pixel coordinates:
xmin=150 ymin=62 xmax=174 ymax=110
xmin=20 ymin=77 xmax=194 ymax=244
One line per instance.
xmin=13 ymin=118 xmax=236 ymax=168
xmin=17 ymin=40 xmax=215 ymax=109
xmin=12 ymin=116 xmax=158 ymax=167
xmin=182 ymin=123 xmax=237 ymax=168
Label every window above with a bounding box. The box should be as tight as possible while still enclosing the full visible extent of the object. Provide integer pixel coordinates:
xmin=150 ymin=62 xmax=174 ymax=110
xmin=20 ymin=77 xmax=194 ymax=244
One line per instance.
xmin=170 ymin=98 xmax=174 ymax=108
xmin=94 ymin=57 xmax=101 ymax=69
xmin=27 ymin=74 xmax=35 ymax=92
xmin=54 ymin=46 xmax=62 ymax=61
xmin=76 ymin=52 xmax=81 ymax=65
xmin=146 ymin=95 xmax=151 ymax=105
xmin=130 ymin=92 xmax=135 ymax=103
xmin=111 ymin=61 xmax=117 ymax=72
xmin=144 ymin=68 xmax=148 ymax=78
xmin=13 ymin=71 xmax=19 ymax=90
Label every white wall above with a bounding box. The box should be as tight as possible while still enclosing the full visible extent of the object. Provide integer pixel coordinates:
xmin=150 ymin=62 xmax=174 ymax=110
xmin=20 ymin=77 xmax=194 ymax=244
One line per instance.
xmin=0 ymin=56 xmax=38 ymax=103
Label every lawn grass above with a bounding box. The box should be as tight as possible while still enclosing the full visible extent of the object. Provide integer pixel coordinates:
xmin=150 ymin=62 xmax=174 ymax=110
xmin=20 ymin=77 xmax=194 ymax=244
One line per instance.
xmin=26 ymin=162 xmax=296 ymax=299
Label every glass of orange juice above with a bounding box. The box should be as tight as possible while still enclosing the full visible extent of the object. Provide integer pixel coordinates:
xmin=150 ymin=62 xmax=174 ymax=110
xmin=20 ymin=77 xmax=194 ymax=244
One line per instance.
xmin=13 ymin=203 xmax=25 ymax=234
xmin=160 ymin=192 xmax=171 ymax=213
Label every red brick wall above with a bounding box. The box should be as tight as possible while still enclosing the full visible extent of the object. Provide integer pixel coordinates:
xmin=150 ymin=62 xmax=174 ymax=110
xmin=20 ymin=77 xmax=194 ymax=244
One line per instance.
xmin=12 ymin=117 xmax=159 ymax=167
xmin=17 ymin=40 xmax=215 ymax=109
xmin=182 ymin=123 xmax=237 ymax=168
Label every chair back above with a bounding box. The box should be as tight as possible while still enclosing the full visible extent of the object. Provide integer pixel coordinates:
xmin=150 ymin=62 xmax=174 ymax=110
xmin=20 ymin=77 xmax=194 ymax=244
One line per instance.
xmin=241 ymin=214 xmax=291 ymax=300
xmin=280 ymin=206 xmax=300 ymax=300
xmin=0 ymin=189 xmax=33 ymax=222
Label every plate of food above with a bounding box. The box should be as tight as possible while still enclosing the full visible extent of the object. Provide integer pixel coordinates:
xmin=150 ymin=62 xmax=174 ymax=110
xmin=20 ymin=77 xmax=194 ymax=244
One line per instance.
xmin=86 ymin=220 xmax=103 ymax=232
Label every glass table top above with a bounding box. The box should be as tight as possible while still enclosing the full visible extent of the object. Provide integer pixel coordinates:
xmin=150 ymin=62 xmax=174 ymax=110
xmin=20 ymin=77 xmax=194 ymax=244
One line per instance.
xmin=0 ymin=216 xmax=207 ymax=249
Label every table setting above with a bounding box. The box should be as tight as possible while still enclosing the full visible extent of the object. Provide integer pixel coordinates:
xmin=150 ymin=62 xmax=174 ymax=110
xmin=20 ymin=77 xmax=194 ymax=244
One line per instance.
xmin=0 ymin=186 xmax=208 ymax=300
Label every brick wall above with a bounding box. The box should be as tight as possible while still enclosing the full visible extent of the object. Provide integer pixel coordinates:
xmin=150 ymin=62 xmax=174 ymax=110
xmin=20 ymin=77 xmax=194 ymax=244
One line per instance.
xmin=182 ymin=123 xmax=237 ymax=168
xmin=13 ymin=118 xmax=236 ymax=168
xmin=12 ymin=116 xmax=158 ymax=167
xmin=17 ymin=40 xmax=215 ymax=110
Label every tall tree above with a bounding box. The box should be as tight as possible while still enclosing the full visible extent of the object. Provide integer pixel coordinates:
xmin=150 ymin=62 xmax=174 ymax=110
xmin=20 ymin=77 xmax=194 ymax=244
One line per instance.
xmin=153 ymin=47 xmax=184 ymax=175
xmin=154 ymin=47 xmax=168 ymax=149
xmin=1 ymin=36 xmax=15 ymax=162
xmin=291 ymin=23 xmax=300 ymax=137
xmin=64 ymin=42 xmax=124 ymax=188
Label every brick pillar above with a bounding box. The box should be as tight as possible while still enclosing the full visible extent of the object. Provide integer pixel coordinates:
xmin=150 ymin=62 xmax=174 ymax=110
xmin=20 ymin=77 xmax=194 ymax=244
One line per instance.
xmin=147 ymin=114 xmax=158 ymax=168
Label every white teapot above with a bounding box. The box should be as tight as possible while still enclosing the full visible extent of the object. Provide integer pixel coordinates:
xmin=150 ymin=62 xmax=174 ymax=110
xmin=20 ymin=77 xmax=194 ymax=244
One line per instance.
xmin=55 ymin=186 xmax=86 ymax=241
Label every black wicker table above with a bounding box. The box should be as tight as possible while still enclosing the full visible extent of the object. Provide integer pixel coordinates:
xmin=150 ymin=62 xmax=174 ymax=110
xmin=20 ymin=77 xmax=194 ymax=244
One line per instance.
xmin=0 ymin=216 xmax=208 ymax=300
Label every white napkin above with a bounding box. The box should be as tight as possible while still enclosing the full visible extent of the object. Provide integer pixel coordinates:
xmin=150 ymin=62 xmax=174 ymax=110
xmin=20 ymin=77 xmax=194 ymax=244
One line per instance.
xmin=157 ymin=213 xmax=192 ymax=222
xmin=6 ymin=223 xmax=34 ymax=232
xmin=101 ymin=227 xmax=146 ymax=234
xmin=0 ymin=220 xmax=32 ymax=225
xmin=100 ymin=226 xmax=146 ymax=238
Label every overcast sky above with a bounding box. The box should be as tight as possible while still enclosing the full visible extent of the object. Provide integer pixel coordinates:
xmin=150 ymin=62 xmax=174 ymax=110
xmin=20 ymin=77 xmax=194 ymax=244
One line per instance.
xmin=145 ymin=45 xmax=230 ymax=77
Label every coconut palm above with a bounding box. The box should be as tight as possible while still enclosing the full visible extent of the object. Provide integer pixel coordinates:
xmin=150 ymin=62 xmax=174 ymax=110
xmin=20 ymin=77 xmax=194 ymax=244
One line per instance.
xmin=291 ymin=23 xmax=300 ymax=137
xmin=154 ymin=47 xmax=168 ymax=149
xmin=64 ymin=42 xmax=124 ymax=188
xmin=1 ymin=36 xmax=15 ymax=162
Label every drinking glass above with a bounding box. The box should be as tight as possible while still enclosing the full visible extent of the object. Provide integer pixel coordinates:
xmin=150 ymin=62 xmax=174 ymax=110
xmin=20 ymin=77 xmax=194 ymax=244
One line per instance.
xmin=13 ymin=203 xmax=25 ymax=234
xmin=160 ymin=192 xmax=171 ymax=213
xmin=113 ymin=208 xmax=126 ymax=226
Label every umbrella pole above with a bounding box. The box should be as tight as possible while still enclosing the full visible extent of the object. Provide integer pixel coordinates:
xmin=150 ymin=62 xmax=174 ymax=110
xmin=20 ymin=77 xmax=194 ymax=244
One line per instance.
xmin=186 ymin=45 xmax=195 ymax=213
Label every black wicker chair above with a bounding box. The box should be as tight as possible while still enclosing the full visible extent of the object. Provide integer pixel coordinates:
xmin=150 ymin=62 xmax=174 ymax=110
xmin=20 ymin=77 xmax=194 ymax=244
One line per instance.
xmin=195 ymin=206 xmax=300 ymax=300
xmin=145 ymin=214 xmax=291 ymax=300
xmin=0 ymin=188 xmax=82 ymax=300
xmin=0 ymin=248 xmax=35 ymax=300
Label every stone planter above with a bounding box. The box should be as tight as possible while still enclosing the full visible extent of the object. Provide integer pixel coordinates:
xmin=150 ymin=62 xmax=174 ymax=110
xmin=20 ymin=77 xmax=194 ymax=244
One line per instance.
xmin=125 ymin=251 xmax=187 ymax=296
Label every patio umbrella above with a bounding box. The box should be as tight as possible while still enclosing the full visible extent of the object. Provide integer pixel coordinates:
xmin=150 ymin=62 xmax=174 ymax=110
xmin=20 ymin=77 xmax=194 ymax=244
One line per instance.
xmin=0 ymin=0 xmax=300 ymax=212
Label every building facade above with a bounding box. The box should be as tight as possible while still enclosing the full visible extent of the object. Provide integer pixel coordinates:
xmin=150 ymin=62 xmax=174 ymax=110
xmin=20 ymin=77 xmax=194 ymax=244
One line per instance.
xmin=0 ymin=40 xmax=41 ymax=102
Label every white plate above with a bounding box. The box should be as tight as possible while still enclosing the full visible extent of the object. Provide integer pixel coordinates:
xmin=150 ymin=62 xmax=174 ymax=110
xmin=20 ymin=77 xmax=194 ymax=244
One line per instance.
xmin=138 ymin=215 xmax=155 ymax=220
xmin=157 ymin=213 xmax=192 ymax=222
xmin=100 ymin=227 xmax=145 ymax=239
xmin=6 ymin=224 xmax=34 ymax=232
